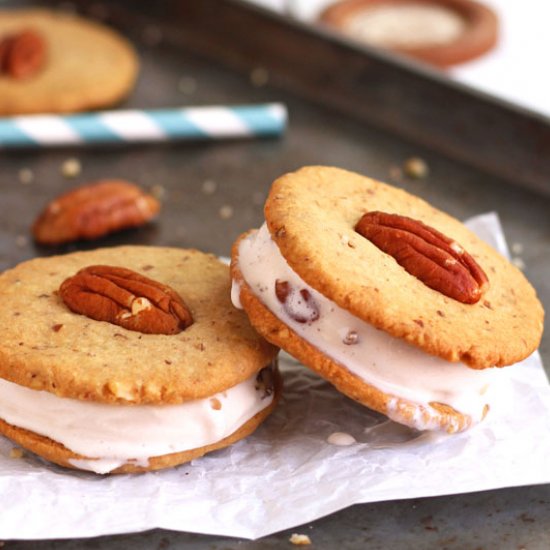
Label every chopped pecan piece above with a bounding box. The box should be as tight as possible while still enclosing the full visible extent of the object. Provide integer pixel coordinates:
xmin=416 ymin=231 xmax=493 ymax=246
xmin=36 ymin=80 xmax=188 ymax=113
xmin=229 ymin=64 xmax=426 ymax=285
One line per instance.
xmin=275 ymin=279 xmax=320 ymax=323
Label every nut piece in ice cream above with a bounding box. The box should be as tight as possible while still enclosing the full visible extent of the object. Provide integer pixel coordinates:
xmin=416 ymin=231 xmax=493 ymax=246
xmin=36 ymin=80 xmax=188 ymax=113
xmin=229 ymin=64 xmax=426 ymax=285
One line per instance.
xmin=32 ymin=180 xmax=160 ymax=245
xmin=59 ymin=265 xmax=193 ymax=335
xmin=275 ymin=279 xmax=320 ymax=323
xmin=355 ymin=211 xmax=489 ymax=304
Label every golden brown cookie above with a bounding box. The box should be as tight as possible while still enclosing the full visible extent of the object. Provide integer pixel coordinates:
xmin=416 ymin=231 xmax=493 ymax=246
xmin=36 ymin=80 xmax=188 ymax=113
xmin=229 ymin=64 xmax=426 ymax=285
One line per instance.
xmin=0 ymin=9 xmax=138 ymax=114
xmin=0 ymin=246 xmax=279 ymax=473
xmin=264 ymin=166 xmax=542 ymax=368
xmin=230 ymin=166 xmax=544 ymax=433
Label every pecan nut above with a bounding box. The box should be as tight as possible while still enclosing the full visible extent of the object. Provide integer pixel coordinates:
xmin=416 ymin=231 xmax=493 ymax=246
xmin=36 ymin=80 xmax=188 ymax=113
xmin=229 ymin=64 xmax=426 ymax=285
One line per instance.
xmin=32 ymin=180 xmax=161 ymax=245
xmin=0 ymin=29 xmax=46 ymax=79
xmin=59 ymin=265 xmax=193 ymax=335
xmin=355 ymin=211 xmax=489 ymax=304
xmin=275 ymin=279 xmax=320 ymax=323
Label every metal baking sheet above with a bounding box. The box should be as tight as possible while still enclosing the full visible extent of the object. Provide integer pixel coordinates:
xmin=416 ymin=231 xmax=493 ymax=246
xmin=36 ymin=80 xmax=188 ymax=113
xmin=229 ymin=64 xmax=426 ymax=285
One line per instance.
xmin=1 ymin=0 xmax=549 ymax=548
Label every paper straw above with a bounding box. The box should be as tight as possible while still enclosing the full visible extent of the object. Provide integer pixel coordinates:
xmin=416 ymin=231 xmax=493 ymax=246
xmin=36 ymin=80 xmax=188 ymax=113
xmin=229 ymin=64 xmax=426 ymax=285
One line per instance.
xmin=0 ymin=103 xmax=287 ymax=148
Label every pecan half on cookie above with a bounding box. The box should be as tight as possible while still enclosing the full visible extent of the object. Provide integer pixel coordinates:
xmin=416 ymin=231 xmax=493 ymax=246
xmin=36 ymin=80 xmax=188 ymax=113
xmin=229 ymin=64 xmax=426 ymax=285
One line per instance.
xmin=355 ymin=211 xmax=489 ymax=304
xmin=59 ymin=265 xmax=193 ymax=335
xmin=0 ymin=29 xmax=46 ymax=79
xmin=32 ymin=180 xmax=160 ymax=245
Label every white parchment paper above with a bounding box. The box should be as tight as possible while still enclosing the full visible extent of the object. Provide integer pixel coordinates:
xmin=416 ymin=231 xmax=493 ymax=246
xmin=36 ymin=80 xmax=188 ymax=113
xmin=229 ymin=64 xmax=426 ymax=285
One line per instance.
xmin=0 ymin=212 xmax=549 ymax=540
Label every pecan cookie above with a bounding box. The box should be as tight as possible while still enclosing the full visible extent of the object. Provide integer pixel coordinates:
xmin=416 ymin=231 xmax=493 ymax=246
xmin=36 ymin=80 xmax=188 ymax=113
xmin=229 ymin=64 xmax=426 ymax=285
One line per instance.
xmin=0 ymin=247 xmax=279 ymax=473
xmin=230 ymin=166 xmax=544 ymax=433
xmin=0 ymin=9 xmax=138 ymax=114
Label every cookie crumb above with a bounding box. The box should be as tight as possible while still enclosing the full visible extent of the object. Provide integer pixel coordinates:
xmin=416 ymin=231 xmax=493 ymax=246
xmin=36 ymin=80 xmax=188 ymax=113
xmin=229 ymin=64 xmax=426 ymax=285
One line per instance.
xmin=250 ymin=66 xmax=269 ymax=87
xmin=512 ymin=257 xmax=526 ymax=270
xmin=18 ymin=168 xmax=34 ymax=184
xmin=219 ymin=205 xmax=234 ymax=220
xmin=511 ymin=242 xmax=524 ymax=255
xmin=15 ymin=235 xmax=28 ymax=248
xmin=9 ymin=447 xmax=24 ymax=459
xmin=178 ymin=76 xmax=197 ymax=96
xmin=403 ymin=157 xmax=429 ymax=179
xmin=61 ymin=158 xmax=82 ymax=178
xmin=289 ymin=533 xmax=312 ymax=545
xmin=150 ymin=184 xmax=166 ymax=200
xmin=327 ymin=432 xmax=356 ymax=446
xmin=201 ymin=179 xmax=217 ymax=195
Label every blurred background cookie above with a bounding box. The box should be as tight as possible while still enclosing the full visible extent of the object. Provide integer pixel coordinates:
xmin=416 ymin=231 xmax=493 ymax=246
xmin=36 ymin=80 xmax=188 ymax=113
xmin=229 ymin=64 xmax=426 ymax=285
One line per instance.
xmin=318 ymin=0 xmax=498 ymax=68
xmin=0 ymin=8 xmax=138 ymax=114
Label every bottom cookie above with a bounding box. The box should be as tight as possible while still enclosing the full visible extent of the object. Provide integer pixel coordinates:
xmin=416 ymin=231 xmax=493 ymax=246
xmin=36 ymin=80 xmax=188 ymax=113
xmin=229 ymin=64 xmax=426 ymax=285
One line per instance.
xmin=0 ymin=365 xmax=281 ymax=474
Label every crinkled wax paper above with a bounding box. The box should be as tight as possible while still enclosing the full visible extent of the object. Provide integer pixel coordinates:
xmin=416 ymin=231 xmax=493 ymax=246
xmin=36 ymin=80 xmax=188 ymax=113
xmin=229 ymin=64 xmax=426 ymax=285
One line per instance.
xmin=0 ymin=213 xmax=549 ymax=540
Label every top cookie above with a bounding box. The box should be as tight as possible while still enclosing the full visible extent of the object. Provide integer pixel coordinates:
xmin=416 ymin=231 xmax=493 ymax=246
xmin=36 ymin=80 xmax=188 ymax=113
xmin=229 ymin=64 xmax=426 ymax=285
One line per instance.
xmin=0 ymin=246 xmax=277 ymax=404
xmin=0 ymin=9 xmax=138 ymax=114
xmin=264 ymin=166 xmax=544 ymax=368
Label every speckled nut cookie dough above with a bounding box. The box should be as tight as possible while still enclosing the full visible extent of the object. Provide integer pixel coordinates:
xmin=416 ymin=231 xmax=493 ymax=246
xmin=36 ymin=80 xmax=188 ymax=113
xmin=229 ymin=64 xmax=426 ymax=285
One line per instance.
xmin=0 ymin=8 xmax=138 ymax=114
xmin=0 ymin=246 xmax=279 ymax=474
xmin=230 ymin=166 xmax=544 ymax=433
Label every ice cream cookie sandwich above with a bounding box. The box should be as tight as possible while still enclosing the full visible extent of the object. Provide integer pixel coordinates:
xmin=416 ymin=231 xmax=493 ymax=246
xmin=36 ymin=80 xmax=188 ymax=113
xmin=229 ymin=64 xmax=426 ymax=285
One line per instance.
xmin=231 ymin=166 xmax=543 ymax=433
xmin=0 ymin=246 xmax=279 ymax=473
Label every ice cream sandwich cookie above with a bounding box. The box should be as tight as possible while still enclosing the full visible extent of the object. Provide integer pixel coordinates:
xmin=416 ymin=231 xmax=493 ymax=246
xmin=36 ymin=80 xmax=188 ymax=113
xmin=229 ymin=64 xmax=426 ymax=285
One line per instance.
xmin=0 ymin=246 xmax=279 ymax=473
xmin=0 ymin=9 xmax=138 ymax=114
xmin=231 ymin=166 xmax=543 ymax=433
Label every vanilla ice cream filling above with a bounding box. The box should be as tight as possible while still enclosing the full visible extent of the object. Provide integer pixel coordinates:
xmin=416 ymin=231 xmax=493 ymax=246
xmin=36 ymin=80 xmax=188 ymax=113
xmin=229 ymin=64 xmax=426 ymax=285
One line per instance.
xmin=0 ymin=365 xmax=275 ymax=474
xmin=234 ymin=225 xmax=498 ymax=428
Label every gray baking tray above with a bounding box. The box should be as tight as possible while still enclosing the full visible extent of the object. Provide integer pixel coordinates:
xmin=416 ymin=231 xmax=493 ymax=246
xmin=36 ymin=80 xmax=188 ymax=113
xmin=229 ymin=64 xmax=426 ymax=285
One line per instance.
xmin=1 ymin=0 xmax=549 ymax=548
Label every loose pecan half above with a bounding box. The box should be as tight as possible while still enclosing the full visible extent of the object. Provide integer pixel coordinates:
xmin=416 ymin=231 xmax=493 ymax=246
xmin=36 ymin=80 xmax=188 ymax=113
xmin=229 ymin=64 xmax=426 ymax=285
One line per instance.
xmin=275 ymin=279 xmax=320 ymax=323
xmin=32 ymin=180 xmax=161 ymax=245
xmin=59 ymin=265 xmax=193 ymax=335
xmin=355 ymin=211 xmax=489 ymax=304
xmin=0 ymin=29 xmax=46 ymax=79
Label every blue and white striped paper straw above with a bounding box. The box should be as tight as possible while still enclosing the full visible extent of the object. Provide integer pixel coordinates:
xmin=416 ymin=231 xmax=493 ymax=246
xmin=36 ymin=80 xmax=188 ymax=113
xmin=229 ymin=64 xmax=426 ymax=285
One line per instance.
xmin=0 ymin=103 xmax=287 ymax=147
